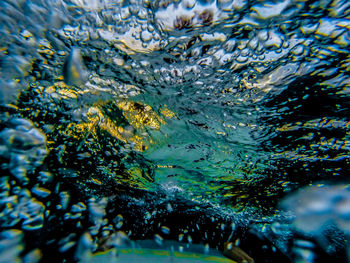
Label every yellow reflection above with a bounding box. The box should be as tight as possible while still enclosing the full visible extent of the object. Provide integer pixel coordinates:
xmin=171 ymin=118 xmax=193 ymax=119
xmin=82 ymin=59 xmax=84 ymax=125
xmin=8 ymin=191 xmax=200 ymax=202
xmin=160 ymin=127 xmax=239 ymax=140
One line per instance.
xmin=71 ymin=100 xmax=175 ymax=152
xmin=117 ymin=100 xmax=166 ymax=130
xmin=160 ymin=105 xmax=177 ymax=119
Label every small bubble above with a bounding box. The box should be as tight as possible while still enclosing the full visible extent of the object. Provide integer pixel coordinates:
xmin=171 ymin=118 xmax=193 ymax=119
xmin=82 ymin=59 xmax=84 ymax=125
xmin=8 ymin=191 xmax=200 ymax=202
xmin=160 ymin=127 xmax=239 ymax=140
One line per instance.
xmin=230 ymin=222 xmax=236 ymax=230
xmin=178 ymin=233 xmax=184 ymax=242
xmin=147 ymin=25 xmax=155 ymax=32
xmin=37 ymin=171 xmax=53 ymax=184
xmin=71 ymin=202 xmax=87 ymax=213
xmin=226 ymin=242 xmax=233 ymax=250
xmin=59 ymin=241 xmax=75 ymax=253
xmin=23 ymin=249 xmax=42 ymax=263
xmin=257 ymin=30 xmax=269 ymax=42
xmin=161 ymin=225 xmax=170 ymax=235
xmin=166 ymin=203 xmax=173 ymax=212
xmin=31 ymin=185 xmax=51 ymax=198
xmin=59 ymin=191 xmax=70 ymax=210
xmin=217 ymin=0 xmax=233 ymax=9
xmin=291 ymin=43 xmax=305 ymax=56
xmin=236 ymin=55 xmax=249 ymax=63
xmin=187 ymin=235 xmax=193 ymax=244
xmin=138 ymin=8 xmax=148 ymax=19
xmin=154 ymin=234 xmax=163 ymax=246
xmin=204 ymin=243 xmax=210 ymax=254
xmin=120 ymin=7 xmax=131 ymax=19
xmin=182 ymin=0 xmax=196 ymax=9
xmin=102 ymin=230 xmax=110 ymax=237
xmin=22 ymin=215 xmax=44 ymax=230
xmin=144 ymin=211 xmax=151 ymax=220
xmin=114 ymin=214 xmax=124 ymax=229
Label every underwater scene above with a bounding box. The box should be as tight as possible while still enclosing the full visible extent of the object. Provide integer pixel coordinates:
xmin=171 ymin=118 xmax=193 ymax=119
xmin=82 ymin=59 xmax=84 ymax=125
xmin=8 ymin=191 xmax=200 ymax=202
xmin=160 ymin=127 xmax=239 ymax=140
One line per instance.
xmin=0 ymin=0 xmax=350 ymax=262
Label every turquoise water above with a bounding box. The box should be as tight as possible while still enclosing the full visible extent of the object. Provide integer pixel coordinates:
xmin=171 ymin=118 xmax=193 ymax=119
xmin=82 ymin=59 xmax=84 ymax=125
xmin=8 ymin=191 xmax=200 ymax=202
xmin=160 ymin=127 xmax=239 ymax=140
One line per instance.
xmin=0 ymin=0 xmax=350 ymax=262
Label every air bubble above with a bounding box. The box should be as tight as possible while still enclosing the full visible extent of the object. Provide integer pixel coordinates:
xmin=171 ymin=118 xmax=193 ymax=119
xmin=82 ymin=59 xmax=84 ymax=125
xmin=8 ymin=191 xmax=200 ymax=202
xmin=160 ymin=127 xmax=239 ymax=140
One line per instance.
xmin=161 ymin=225 xmax=170 ymax=235
xmin=187 ymin=235 xmax=193 ymax=244
xmin=137 ymin=8 xmax=148 ymax=19
xmin=235 ymin=55 xmax=249 ymax=63
xmin=37 ymin=171 xmax=53 ymax=184
xmin=183 ymin=0 xmax=196 ymax=9
xmin=178 ymin=233 xmax=184 ymax=242
xmin=154 ymin=234 xmax=164 ymax=246
xmin=217 ymin=0 xmax=233 ymax=9
xmin=71 ymin=202 xmax=87 ymax=213
xmin=59 ymin=192 xmax=70 ymax=211
xmin=232 ymin=0 xmax=247 ymax=10
xmin=114 ymin=214 xmax=124 ymax=229
xmin=141 ymin=30 xmax=153 ymax=42
xmin=291 ymin=43 xmax=305 ymax=56
xmin=121 ymin=7 xmax=131 ymax=19
xmin=31 ymin=185 xmax=51 ymax=198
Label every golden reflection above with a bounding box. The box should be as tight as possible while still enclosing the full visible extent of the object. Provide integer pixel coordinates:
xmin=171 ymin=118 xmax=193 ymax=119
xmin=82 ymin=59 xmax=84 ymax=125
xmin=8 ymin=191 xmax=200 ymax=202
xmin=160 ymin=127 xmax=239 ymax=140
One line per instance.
xmin=160 ymin=105 xmax=177 ymax=119
xmin=121 ymin=167 xmax=154 ymax=190
xmin=39 ymin=72 xmax=177 ymax=152
xmin=116 ymin=100 xmax=165 ymax=130
xmin=72 ymin=100 xmax=174 ymax=152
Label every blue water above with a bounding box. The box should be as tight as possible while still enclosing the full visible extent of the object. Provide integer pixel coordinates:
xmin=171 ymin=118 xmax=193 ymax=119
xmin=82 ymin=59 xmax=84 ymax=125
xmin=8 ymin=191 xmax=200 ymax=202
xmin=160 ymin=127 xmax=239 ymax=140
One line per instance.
xmin=0 ymin=0 xmax=350 ymax=262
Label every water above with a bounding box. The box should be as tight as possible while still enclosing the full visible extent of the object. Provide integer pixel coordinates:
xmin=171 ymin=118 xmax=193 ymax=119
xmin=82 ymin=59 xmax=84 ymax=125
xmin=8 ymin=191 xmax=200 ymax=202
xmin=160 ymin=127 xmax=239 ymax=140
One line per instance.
xmin=0 ymin=0 xmax=350 ymax=262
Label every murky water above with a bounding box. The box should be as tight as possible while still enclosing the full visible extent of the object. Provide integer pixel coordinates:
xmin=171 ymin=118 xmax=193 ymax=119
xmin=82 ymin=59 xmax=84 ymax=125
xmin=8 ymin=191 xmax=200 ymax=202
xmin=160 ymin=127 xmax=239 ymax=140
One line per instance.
xmin=0 ymin=0 xmax=350 ymax=262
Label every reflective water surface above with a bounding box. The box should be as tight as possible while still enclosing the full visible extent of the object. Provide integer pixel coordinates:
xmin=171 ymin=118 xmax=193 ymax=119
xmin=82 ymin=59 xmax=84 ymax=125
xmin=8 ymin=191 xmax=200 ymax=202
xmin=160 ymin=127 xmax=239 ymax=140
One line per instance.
xmin=0 ymin=0 xmax=350 ymax=262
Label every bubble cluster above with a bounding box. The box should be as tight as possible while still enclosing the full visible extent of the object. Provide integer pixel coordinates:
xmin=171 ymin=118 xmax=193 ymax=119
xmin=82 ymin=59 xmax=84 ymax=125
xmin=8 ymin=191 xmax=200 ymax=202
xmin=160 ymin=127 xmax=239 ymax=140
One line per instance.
xmin=0 ymin=230 xmax=41 ymax=263
xmin=282 ymin=185 xmax=350 ymax=235
xmin=0 ymin=118 xmax=47 ymax=184
xmin=280 ymin=185 xmax=350 ymax=260
xmin=0 ymin=0 xmax=350 ymax=261
xmin=0 ymin=188 xmax=45 ymax=230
